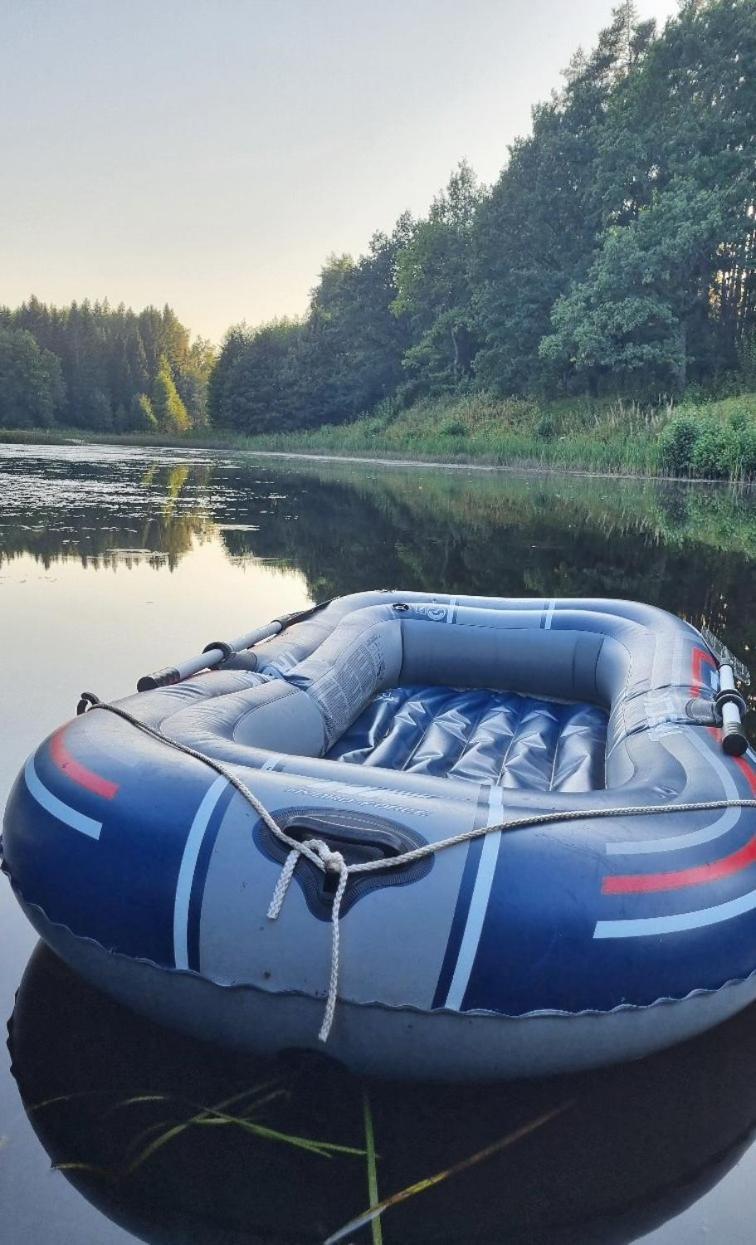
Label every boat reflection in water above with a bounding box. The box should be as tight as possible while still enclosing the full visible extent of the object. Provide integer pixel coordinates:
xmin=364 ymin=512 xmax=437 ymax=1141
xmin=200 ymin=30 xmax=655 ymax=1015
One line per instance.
xmin=9 ymin=944 xmax=756 ymax=1244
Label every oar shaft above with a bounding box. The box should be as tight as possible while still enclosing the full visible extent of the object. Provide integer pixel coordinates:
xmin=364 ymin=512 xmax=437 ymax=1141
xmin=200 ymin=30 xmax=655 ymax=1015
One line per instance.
xmin=137 ymin=620 xmax=282 ymax=692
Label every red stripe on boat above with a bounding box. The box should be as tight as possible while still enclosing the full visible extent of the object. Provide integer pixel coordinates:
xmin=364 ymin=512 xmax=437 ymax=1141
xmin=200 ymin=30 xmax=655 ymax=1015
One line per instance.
xmin=603 ymin=835 xmax=756 ymax=894
xmin=707 ymin=728 xmax=756 ymax=794
xmin=691 ymin=646 xmax=716 ymax=698
xmin=734 ymin=756 xmax=756 ymax=796
xmin=50 ymin=729 xmax=119 ymax=799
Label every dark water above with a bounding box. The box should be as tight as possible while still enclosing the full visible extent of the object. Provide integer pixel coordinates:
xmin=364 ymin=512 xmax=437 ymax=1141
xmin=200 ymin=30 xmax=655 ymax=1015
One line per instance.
xmin=0 ymin=442 xmax=754 ymax=1244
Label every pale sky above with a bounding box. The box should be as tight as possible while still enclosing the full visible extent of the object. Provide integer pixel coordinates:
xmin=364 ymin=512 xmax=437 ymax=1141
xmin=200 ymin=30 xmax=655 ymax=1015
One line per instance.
xmin=1 ymin=0 xmax=680 ymax=343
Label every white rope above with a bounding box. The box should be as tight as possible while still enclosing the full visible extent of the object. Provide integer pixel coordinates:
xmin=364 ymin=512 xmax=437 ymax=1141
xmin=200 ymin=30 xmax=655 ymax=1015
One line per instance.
xmin=265 ymin=836 xmax=349 ymax=1042
xmin=93 ymin=703 xmax=756 ymax=1042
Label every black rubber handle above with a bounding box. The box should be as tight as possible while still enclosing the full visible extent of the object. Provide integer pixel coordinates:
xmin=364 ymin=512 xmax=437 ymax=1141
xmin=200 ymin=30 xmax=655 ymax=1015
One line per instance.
xmin=722 ymin=721 xmax=748 ymax=757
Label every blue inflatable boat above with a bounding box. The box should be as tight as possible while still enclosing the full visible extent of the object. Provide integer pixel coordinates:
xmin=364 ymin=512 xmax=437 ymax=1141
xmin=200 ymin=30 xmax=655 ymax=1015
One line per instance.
xmin=2 ymin=592 xmax=755 ymax=1079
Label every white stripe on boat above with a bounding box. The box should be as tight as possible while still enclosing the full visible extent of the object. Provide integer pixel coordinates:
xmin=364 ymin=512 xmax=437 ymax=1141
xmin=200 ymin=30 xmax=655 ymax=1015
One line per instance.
xmin=606 ymin=731 xmax=741 ymax=856
xmin=544 ymin=599 xmax=556 ymax=630
xmin=594 ymin=886 xmax=756 ymax=939
xmin=444 ymin=784 xmax=504 ymax=1010
xmin=173 ymin=777 xmax=228 ymax=970
xmin=24 ymin=756 xmax=102 ymax=840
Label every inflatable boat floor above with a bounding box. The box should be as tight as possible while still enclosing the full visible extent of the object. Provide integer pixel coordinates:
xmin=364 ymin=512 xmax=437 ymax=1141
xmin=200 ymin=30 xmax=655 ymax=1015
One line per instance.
xmin=326 ymin=685 xmax=608 ymax=792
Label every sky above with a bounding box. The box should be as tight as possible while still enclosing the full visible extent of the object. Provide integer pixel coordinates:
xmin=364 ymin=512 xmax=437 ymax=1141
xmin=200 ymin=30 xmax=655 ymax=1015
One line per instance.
xmin=0 ymin=0 xmax=680 ymax=344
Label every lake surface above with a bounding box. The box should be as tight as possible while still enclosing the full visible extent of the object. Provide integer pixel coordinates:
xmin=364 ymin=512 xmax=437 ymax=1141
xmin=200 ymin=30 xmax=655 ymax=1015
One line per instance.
xmin=0 ymin=442 xmax=754 ymax=1244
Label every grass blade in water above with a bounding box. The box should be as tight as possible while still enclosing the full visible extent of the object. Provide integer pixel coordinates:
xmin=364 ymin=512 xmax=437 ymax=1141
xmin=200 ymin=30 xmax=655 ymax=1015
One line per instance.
xmin=362 ymin=1089 xmax=382 ymax=1245
xmin=324 ymin=1099 xmax=575 ymax=1245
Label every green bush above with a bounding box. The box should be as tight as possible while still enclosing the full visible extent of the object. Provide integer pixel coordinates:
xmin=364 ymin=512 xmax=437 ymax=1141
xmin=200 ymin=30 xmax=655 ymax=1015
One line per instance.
xmin=441 ymin=419 xmax=467 ymax=437
xmin=659 ymin=415 xmax=699 ymax=473
xmin=535 ymin=411 xmax=556 ymax=439
xmin=689 ymin=418 xmax=738 ymax=478
xmin=658 ymin=404 xmax=755 ymax=479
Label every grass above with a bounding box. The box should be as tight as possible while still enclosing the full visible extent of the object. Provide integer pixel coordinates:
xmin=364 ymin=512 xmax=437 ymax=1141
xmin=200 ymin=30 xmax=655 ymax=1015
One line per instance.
xmin=324 ymin=1098 xmax=575 ymax=1245
xmin=40 ymin=1078 xmax=573 ymax=1244
xmin=240 ymin=390 xmax=755 ymax=480
xmin=362 ymin=1090 xmax=383 ymax=1245
xmin=2 ymin=389 xmax=755 ymax=480
xmin=39 ymin=1080 xmax=367 ymax=1184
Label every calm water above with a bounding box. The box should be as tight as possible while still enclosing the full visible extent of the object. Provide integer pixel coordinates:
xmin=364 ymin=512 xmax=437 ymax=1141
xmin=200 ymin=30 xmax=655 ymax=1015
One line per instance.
xmin=0 ymin=442 xmax=755 ymax=1245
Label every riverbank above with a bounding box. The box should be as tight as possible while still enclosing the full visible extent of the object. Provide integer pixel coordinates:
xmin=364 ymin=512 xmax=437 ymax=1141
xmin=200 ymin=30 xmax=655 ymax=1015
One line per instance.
xmin=2 ymin=391 xmax=754 ymax=481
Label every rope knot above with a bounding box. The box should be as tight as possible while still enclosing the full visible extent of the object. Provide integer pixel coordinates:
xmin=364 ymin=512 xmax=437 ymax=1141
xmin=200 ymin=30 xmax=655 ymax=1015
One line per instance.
xmin=266 ymin=837 xmax=348 ymax=923
xmin=317 ymin=845 xmax=346 ymax=874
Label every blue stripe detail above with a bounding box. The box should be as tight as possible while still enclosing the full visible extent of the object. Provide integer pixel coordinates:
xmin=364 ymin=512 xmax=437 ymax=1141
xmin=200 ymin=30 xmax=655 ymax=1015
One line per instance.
xmin=445 ymin=794 xmax=504 ymax=1009
xmin=24 ymin=756 xmax=102 ymax=840
xmin=432 ymin=791 xmax=488 ymax=1009
xmin=186 ymin=782 xmax=235 ymax=971
xmin=173 ymin=777 xmax=228 ymax=970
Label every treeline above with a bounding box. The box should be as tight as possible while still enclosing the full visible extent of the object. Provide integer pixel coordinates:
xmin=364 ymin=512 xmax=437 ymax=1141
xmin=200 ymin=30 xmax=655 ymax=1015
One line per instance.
xmin=211 ymin=0 xmax=756 ymax=434
xmin=0 ymin=299 xmax=214 ymax=431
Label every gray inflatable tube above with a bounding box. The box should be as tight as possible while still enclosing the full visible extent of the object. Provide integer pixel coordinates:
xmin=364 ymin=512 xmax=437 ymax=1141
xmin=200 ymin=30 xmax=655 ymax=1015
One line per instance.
xmin=3 ymin=591 xmax=756 ymax=1079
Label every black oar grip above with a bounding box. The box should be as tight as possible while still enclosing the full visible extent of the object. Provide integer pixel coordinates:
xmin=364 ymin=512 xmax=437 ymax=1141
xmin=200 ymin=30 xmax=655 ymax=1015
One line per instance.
xmin=722 ymin=721 xmax=749 ymax=757
xmin=137 ymin=667 xmax=181 ymax=693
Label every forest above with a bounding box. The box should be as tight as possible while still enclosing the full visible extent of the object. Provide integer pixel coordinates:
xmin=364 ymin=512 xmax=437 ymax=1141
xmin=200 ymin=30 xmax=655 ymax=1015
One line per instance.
xmin=0 ymin=300 xmax=214 ymax=432
xmin=209 ymin=0 xmax=756 ymax=435
xmin=1 ymin=0 xmax=754 ymax=466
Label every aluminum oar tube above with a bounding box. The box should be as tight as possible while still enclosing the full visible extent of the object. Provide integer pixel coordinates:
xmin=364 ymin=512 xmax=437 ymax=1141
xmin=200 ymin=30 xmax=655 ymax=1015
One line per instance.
xmin=136 ymin=600 xmax=333 ymax=692
xmin=137 ymin=621 xmax=282 ymax=691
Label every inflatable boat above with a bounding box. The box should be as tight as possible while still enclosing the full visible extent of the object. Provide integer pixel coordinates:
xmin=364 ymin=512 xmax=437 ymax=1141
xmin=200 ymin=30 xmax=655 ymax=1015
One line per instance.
xmin=2 ymin=592 xmax=755 ymax=1080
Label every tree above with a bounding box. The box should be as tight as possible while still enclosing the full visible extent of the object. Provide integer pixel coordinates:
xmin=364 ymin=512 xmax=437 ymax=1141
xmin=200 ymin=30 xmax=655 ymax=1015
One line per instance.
xmin=539 ymin=180 xmax=726 ymax=394
xmin=151 ymin=355 xmax=191 ymax=432
xmin=0 ymin=298 xmax=206 ymax=432
xmin=209 ymin=321 xmax=303 ymax=433
xmin=128 ymin=393 xmax=158 ymax=431
xmin=0 ymin=328 xmax=65 ymax=427
xmin=209 ymin=215 xmax=413 ymax=434
xmin=595 ymin=0 xmax=756 ymax=374
xmin=208 ymin=325 xmax=252 ymax=427
xmin=178 ymin=336 xmax=216 ymax=425
xmin=473 ymin=4 xmax=657 ymax=395
xmin=393 ymin=163 xmax=483 ymax=395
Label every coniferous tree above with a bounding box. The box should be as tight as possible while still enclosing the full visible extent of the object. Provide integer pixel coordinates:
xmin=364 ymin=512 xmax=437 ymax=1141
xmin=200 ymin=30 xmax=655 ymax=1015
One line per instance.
xmin=0 ymin=299 xmax=212 ymax=430
xmin=0 ymin=328 xmax=65 ymax=427
xmin=152 ymin=355 xmax=191 ymax=432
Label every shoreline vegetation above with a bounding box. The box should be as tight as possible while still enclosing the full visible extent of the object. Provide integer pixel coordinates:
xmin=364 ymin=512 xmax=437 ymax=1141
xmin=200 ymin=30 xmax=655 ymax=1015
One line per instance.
xmin=2 ymin=390 xmax=755 ymax=482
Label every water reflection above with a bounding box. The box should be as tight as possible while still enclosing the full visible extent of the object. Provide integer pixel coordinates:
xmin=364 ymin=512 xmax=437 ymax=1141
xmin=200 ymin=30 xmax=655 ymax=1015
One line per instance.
xmin=217 ymin=467 xmax=755 ymax=666
xmin=9 ymin=944 xmax=756 ymax=1245
xmin=1 ymin=446 xmax=753 ymax=725
xmin=0 ymin=455 xmax=214 ymax=570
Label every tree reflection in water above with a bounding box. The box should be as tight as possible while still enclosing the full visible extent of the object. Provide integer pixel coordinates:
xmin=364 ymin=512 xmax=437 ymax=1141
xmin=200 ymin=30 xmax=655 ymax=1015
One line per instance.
xmin=0 ymin=447 xmax=752 ymax=726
